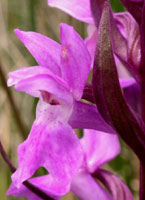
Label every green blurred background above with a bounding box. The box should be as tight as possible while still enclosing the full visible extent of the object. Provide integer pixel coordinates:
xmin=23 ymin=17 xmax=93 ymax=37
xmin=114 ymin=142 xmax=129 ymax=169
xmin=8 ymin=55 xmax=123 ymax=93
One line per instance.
xmin=0 ymin=0 xmax=139 ymax=199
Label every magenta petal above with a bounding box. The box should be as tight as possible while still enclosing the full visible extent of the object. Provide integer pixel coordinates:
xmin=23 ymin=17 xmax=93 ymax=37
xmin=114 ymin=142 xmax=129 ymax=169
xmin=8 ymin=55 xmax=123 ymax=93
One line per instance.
xmin=69 ymin=101 xmax=116 ymax=134
xmin=85 ymin=25 xmax=98 ymax=59
xmin=60 ymin=23 xmax=91 ymax=100
xmin=119 ymin=77 xmax=136 ymax=88
xmin=14 ymin=29 xmax=61 ymax=75
xmin=12 ymin=103 xmax=83 ymax=192
xmin=7 ymin=175 xmax=60 ymax=200
xmin=71 ymin=170 xmax=113 ymax=200
xmin=81 ymin=129 xmax=120 ymax=173
xmin=124 ymin=82 xmax=141 ymax=114
xmin=48 ymin=0 xmax=93 ymax=24
xmin=8 ymin=66 xmax=73 ymax=105
xmin=96 ymin=170 xmax=134 ymax=200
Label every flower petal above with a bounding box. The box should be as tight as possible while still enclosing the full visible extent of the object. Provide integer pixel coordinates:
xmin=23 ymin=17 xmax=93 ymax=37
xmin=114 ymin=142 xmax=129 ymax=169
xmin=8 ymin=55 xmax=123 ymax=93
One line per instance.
xmin=119 ymin=77 xmax=136 ymax=88
xmin=124 ymin=81 xmax=141 ymax=114
xmin=8 ymin=66 xmax=73 ymax=105
xmin=85 ymin=25 xmax=98 ymax=60
xmin=71 ymin=170 xmax=113 ymax=200
xmin=48 ymin=0 xmax=93 ymax=24
xmin=114 ymin=12 xmax=141 ymax=69
xmin=12 ymin=102 xmax=83 ymax=193
xmin=14 ymin=29 xmax=61 ymax=75
xmin=60 ymin=23 xmax=91 ymax=100
xmin=7 ymin=175 xmax=60 ymax=200
xmin=81 ymin=129 xmax=120 ymax=172
xmin=69 ymin=101 xmax=116 ymax=134
xmin=95 ymin=169 xmax=134 ymax=200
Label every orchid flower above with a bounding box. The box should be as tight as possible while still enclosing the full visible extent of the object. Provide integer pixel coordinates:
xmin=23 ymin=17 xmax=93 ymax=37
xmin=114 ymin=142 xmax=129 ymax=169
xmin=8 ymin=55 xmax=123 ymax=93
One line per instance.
xmin=7 ymin=129 xmax=133 ymax=200
xmin=7 ymin=22 xmax=120 ymax=198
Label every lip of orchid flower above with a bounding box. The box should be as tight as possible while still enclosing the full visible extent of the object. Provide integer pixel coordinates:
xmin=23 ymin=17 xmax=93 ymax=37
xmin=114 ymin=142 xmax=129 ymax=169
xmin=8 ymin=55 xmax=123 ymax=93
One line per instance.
xmin=8 ymin=128 xmax=132 ymax=200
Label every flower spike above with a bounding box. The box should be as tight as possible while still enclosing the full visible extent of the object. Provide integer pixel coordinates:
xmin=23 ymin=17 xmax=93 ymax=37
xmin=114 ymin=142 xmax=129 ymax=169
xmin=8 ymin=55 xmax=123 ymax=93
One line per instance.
xmin=92 ymin=2 xmax=145 ymax=161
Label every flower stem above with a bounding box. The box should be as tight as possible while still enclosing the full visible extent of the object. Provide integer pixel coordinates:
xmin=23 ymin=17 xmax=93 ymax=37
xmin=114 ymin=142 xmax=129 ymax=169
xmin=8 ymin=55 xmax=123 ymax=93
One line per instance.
xmin=0 ymin=140 xmax=54 ymax=200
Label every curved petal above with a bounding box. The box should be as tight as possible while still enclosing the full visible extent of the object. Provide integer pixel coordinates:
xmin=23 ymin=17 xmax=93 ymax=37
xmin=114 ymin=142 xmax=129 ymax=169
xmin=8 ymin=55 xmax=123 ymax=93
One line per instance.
xmin=114 ymin=12 xmax=141 ymax=69
xmin=124 ymin=82 xmax=141 ymax=114
xmin=48 ymin=0 xmax=93 ymax=24
xmin=85 ymin=25 xmax=98 ymax=59
xmin=12 ymin=102 xmax=83 ymax=193
xmin=8 ymin=66 xmax=73 ymax=105
xmin=95 ymin=169 xmax=134 ymax=200
xmin=14 ymin=29 xmax=61 ymax=76
xmin=81 ymin=129 xmax=121 ymax=173
xmin=68 ymin=101 xmax=116 ymax=134
xmin=7 ymin=175 xmax=60 ymax=200
xmin=60 ymin=23 xmax=91 ymax=100
xmin=120 ymin=77 xmax=136 ymax=88
xmin=71 ymin=170 xmax=113 ymax=200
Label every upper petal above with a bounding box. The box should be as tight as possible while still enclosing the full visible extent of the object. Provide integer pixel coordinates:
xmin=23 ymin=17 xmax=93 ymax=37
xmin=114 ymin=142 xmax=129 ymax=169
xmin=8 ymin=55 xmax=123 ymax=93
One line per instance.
xmin=71 ymin=170 xmax=113 ymax=200
xmin=81 ymin=129 xmax=121 ymax=173
xmin=60 ymin=23 xmax=91 ymax=100
xmin=48 ymin=0 xmax=93 ymax=24
xmin=14 ymin=29 xmax=61 ymax=76
xmin=12 ymin=102 xmax=83 ymax=195
xmin=8 ymin=66 xmax=73 ymax=105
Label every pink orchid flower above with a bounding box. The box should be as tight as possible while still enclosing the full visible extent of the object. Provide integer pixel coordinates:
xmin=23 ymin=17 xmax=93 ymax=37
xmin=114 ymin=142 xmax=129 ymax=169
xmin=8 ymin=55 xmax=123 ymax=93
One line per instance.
xmin=7 ymin=23 xmax=118 ymax=198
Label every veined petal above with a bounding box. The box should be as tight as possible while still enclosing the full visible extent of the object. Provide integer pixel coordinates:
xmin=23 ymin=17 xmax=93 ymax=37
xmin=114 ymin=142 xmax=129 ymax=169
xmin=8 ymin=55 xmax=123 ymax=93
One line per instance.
xmin=81 ymin=129 xmax=120 ymax=173
xmin=14 ymin=29 xmax=61 ymax=76
xmin=7 ymin=175 xmax=60 ymax=200
xmin=60 ymin=23 xmax=91 ymax=100
xmin=48 ymin=0 xmax=93 ymax=24
xmin=95 ymin=169 xmax=134 ymax=200
xmin=71 ymin=170 xmax=113 ymax=200
xmin=8 ymin=66 xmax=73 ymax=105
xmin=114 ymin=12 xmax=141 ymax=69
xmin=69 ymin=101 xmax=116 ymax=134
xmin=12 ymin=102 xmax=83 ymax=193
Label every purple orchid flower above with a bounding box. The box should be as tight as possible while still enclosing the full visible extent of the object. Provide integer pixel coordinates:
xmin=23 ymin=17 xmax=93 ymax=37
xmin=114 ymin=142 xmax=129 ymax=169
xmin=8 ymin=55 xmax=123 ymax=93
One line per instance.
xmin=7 ymin=22 xmax=119 ymax=198
xmin=7 ymin=129 xmax=133 ymax=199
